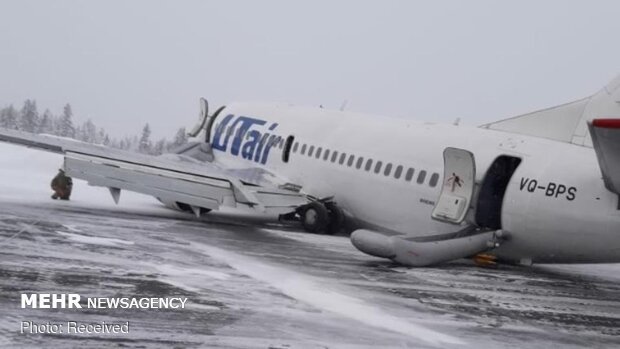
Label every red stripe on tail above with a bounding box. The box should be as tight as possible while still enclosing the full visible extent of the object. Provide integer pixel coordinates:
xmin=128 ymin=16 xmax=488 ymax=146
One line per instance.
xmin=592 ymin=119 xmax=620 ymax=129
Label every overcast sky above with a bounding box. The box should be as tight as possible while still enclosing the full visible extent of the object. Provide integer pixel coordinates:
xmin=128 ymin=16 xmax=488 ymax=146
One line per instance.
xmin=1 ymin=0 xmax=619 ymax=138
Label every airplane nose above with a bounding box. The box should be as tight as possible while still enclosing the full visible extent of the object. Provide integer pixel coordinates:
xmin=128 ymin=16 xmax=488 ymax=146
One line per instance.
xmin=350 ymin=229 xmax=395 ymax=259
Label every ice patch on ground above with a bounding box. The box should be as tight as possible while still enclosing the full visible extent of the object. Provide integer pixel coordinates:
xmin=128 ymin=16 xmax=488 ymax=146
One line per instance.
xmin=62 ymin=224 xmax=83 ymax=233
xmin=193 ymin=242 xmax=464 ymax=346
xmin=140 ymin=262 xmax=232 ymax=293
xmin=56 ymin=231 xmax=134 ymax=246
xmin=186 ymin=303 xmax=221 ymax=311
xmin=155 ymin=264 xmax=230 ymax=281
xmin=541 ymin=264 xmax=620 ymax=283
xmin=261 ymin=228 xmax=362 ymax=255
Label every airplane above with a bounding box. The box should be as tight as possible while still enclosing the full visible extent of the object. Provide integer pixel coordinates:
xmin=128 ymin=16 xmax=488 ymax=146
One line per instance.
xmin=1 ymin=75 xmax=620 ymax=267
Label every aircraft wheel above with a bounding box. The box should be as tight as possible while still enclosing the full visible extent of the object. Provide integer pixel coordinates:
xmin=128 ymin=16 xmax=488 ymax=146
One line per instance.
xmin=301 ymin=202 xmax=330 ymax=234
xmin=325 ymin=202 xmax=345 ymax=235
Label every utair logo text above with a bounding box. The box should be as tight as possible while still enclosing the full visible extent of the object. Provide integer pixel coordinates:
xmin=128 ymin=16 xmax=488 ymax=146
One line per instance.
xmin=211 ymin=114 xmax=281 ymax=165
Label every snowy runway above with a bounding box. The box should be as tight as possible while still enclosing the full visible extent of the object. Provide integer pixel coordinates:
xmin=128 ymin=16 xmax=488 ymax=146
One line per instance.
xmin=1 ymin=144 xmax=619 ymax=348
xmin=1 ymin=200 xmax=619 ymax=348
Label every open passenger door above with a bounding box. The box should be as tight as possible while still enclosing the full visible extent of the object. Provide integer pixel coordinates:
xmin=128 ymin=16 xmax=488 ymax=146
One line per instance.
xmin=432 ymin=148 xmax=476 ymax=224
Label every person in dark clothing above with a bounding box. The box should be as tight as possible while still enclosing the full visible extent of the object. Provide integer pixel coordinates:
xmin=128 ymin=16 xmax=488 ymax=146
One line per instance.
xmin=51 ymin=169 xmax=73 ymax=200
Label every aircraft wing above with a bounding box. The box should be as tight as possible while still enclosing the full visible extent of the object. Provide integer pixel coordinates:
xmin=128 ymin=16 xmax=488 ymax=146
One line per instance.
xmin=0 ymin=128 xmax=309 ymax=214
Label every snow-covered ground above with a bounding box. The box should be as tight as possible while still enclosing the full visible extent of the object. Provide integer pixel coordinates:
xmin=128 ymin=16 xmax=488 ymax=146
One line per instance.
xmin=1 ymin=142 xmax=619 ymax=348
xmin=0 ymin=142 xmax=163 ymax=210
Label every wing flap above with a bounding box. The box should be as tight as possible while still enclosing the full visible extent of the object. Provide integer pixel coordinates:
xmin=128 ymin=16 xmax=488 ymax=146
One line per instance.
xmin=250 ymin=189 xmax=312 ymax=209
xmin=65 ymin=152 xmax=239 ymax=211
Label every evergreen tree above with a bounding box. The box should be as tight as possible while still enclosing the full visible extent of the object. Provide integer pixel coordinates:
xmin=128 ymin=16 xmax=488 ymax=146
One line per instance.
xmin=153 ymin=138 xmax=166 ymax=155
xmin=50 ymin=114 xmax=60 ymax=134
xmin=75 ymin=125 xmax=85 ymax=141
xmin=0 ymin=105 xmax=19 ymax=129
xmin=59 ymin=103 xmax=75 ymax=138
xmin=97 ymin=128 xmax=106 ymax=144
xmin=1 ymin=99 xmax=196 ymax=156
xmin=83 ymin=119 xmax=97 ymax=143
xmin=171 ymin=127 xmax=188 ymax=148
xmin=0 ymin=107 xmax=6 ymax=129
xmin=120 ymin=136 xmax=134 ymax=150
xmin=138 ymin=123 xmax=152 ymax=153
xmin=38 ymin=109 xmax=54 ymax=134
xmin=20 ymin=99 xmax=39 ymax=132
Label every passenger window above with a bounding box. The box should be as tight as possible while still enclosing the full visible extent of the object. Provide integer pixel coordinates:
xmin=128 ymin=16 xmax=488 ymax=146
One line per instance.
xmin=384 ymin=163 xmax=393 ymax=176
xmin=356 ymin=157 xmax=364 ymax=169
xmin=339 ymin=153 xmax=347 ymax=164
xmin=293 ymin=142 xmax=299 ymax=153
xmin=282 ymin=136 xmax=295 ymax=163
xmin=331 ymin=151 xmax=339 ymax=163
xmin=405 ymin=168 xmax=415 ymax=181
xmin=347 ymin=155 xmax=355 ymax=167
xmin=316 ymin=147 xmax=322 ymax=159
xmin=394 ymin=165 xmax=403 ymax=179
xmin=308 ymin=145 xmax=315 ymax=157
xmin=323 ymin=149 xmax=330 ymax=161
xmin=429 ymin=173 xmax=440 ymax=187
xmin=417 ymin=170 xmax=427 ymax=184
xmin=365 ymin=159 xmax=373 ymax=171
xmin=374 ymin=161 xmax=383 ymax=174
xmin=301 ymin=144 xmax=307 ymax=155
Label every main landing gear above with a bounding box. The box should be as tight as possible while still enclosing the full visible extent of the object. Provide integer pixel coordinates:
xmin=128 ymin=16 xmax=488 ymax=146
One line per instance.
xmin=282 ymin=199 xmax=345 ymax=235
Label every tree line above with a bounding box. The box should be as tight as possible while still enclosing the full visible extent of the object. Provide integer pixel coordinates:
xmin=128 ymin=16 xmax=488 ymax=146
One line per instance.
xmin=0 ymin=100 xmax=189 ymax=155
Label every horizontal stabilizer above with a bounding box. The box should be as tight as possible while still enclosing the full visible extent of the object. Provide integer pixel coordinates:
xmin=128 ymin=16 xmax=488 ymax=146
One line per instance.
xmin=482 ymin=75 xmax=620 ymax=147
xmin=588 ymin=119 xmax=620 ymax=194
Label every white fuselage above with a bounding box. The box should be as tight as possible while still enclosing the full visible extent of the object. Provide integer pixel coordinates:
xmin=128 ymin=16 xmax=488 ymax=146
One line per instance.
xmin=209 ymin=102 xmax=620 ymax=264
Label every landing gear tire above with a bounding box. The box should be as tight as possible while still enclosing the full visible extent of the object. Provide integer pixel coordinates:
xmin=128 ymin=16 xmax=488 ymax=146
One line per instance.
xmin=325 ymin=202 xmax=344 ymax=235
xmin=301 ymin=202 xmax=330 ymax=234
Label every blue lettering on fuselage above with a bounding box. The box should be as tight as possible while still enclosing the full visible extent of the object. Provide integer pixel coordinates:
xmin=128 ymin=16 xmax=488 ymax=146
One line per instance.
xmin=212 ymin=114 xmax=280 ymax=165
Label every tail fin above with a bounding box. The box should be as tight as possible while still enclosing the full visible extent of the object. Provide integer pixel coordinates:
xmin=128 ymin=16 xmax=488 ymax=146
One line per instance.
xmin=588 ymin=119 xmax=620 ymax=194
xmin=481 ymin=75 xmax=620 ymax=147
